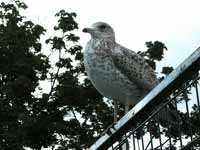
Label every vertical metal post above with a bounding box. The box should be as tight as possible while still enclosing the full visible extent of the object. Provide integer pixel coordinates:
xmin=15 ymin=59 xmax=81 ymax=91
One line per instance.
xmin=158 ymin=123 xmax=163 ymax=150
xmin=168 ymin=125 xmax=172 ymax=149
xmin=120 ymin=134 xmax=129 ymax=150
xmin=195 ymin=82 xmax=200 ymax=108
xmin=178 ymin=122 xmax=183 ymax=148
xmin=149 ymin=132 xmax=153 ymax=150
xmin=137 ymin=138 xmax=140 ymax=150
xmin=185 ymin=98 xmax=193 ymax=141
xmin=174 ymin=94 xmax=183 ymax=149
xmin=141 ymin=135 xmax=144 ymax=150
xmin=125 ymin=134 xmax=129 ymax=150
xmin=132 ymin=132 xmax=136 ymax=150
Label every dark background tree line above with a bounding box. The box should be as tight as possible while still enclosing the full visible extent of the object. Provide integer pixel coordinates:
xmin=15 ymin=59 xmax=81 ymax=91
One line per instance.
xmin=0 ymin=0 xmax=199 ymax=149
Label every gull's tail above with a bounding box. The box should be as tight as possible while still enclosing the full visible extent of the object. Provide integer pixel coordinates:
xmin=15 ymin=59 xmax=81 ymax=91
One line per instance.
xmin=154 ymin=100 xmax=197 ymax=137
xmin=155 ymin=102 xmax=182 ymax=127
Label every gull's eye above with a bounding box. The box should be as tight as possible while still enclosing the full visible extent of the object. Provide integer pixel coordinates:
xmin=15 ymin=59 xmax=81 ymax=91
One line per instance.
xmin=98 ymin=24 xmax=107 ymax=30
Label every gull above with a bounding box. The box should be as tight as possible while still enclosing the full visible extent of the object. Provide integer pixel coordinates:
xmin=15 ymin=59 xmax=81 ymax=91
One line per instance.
xmin=83 ymin=22 xmax=158 ymax=122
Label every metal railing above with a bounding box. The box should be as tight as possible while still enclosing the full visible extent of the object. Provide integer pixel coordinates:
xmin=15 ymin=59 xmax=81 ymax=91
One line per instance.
xmin=90 ymin=47 xmax=200 ymax=150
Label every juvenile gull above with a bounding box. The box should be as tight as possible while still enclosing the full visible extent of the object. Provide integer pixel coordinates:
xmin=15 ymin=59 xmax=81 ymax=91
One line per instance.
xmin=83 ymin=22 xmax=158 ymax=122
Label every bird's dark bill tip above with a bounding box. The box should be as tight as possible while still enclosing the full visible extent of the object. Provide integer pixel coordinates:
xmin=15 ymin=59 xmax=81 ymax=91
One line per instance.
xmin=82 ymin=28 xmax=89 ymax=33
xmin=82 ymin=28 xmax=93 ymax=33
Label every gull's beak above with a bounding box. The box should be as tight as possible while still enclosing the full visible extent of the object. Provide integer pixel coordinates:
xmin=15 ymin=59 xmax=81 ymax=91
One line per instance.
xmin=82 ymin=27 xmax=93 ymax=33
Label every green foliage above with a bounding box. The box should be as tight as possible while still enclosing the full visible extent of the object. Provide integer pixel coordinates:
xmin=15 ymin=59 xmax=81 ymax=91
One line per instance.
xmin=138 ymin=41 xmax=167 ymax=70
xmin=0 ymin=1 xmax=113 ymax=149
xmin=54 ymin=10 xmax=78 ymax=33
xmin=0 ymin=1 xmax=52 ymax=149
xmin=161 ymin=66 xmax=174 ymax=75
xmin=145 ymin=41 xmax=167 ymax=61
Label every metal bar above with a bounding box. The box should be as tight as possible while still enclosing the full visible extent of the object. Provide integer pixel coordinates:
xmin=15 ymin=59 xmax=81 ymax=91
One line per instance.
xmin=137 ymin=138 xmax=140 ymax=150
xmin=149 ymin=132 xmax=153 ymax=150
xmin=113 ymin=81 xmax=196 ymax=150
xmin=125 ymin=134 xmax=129 ymax=150
xmin=113 ymin=79 xmax=200 ymax=150
xmin=158 ymin=123 xmax=162 ymax=150
xmin=185 ymin=97 xmax=193 ymax=141
xmin=114 ymin=80 xmax=200 ymax=150
xmin=195 ymin=82 xmax=200 ymax=108
xmin=168 ymin=126 xmax=172 ymax=150
xmin=144 ymin=141 xmax=150 ymax=150
xmin=90 ymin=48 xmax=200 ymax=150
xmin=132 ymin=132 xmax=136 ymax=150
xmin=173 ymin=95 xmax=184 ymax=149
xmin=178 ymin=123 xmax=183 ymax=148
xmin=141 ymin=135 xmax=144 ymax=150
xmin=144 ymin=136 xmax=153 ymax=150
xmin=113 ymin=135 xmax=130 ymax=150
xmin=180 ymin=136 xmax=200 ymax=150
xmin=153 ymin=139 xmax=169 ymax=150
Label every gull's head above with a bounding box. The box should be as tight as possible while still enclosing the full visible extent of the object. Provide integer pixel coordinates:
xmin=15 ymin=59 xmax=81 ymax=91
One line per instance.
xmin=82 ymin=22 xmax=115 ymax=39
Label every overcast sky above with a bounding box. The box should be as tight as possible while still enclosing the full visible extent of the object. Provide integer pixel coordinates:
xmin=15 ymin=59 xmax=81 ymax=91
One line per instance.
xmin=8 ymin=0 xmax=199 ymax=72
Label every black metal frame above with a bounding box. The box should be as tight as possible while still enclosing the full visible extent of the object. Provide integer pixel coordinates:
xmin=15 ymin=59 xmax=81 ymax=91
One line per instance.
xmin=113 ymin=75 xmax=200 ymax=150
xmin=90 ymin=47 xmax=200 ymax=150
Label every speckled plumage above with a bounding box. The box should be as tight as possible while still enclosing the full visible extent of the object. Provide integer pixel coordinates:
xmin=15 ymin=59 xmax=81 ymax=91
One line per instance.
xmin=83 ymin=22 xmax=158 ymax=111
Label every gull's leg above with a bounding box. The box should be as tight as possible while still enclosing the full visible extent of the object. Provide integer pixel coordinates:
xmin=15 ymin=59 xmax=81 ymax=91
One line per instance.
xmin=114 ymin=100 xmax=118 ymax=123
xmin=122 ymin=101 xmax=130 ymax=150
xmin=100 ymin=100 xmax=118 ymax=136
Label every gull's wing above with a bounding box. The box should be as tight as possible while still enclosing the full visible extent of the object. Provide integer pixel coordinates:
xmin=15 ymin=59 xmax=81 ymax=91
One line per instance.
xmin=112 ymin=44 xmax=159 ymax=91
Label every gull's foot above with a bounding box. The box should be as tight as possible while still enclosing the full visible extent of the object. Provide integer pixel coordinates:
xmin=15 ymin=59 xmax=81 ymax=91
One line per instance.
xmin=101 ymin=122 xmax=117 ymax=136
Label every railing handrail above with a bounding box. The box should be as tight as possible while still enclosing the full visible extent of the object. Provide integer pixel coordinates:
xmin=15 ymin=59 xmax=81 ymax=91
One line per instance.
xmin=90 ymin=47 xmax=200 ymax=150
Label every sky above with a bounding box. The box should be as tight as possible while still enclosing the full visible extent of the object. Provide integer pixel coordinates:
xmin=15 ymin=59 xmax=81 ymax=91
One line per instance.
xmin=19 ymin=0 xmax=200 ymax=74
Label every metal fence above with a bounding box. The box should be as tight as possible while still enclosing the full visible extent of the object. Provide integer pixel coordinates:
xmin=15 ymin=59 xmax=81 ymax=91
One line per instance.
xmin=90 ymin=47 xmax=200 ymax=150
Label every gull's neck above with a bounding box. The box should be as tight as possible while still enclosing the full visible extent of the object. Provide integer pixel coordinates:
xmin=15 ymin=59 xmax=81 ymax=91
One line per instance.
xmin=90 ymin=37 xmax=116 ymax=50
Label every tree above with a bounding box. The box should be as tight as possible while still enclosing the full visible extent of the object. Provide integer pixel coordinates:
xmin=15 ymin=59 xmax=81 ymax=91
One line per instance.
xmin=0 ymin=1 xmax=50 ymax=149
xmin=0 ymin=0 xmax=114 ymax=149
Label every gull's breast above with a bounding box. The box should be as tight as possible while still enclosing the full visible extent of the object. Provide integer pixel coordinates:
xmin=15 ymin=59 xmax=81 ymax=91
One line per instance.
xmin=84 ymin=47 xmax=145 ymax=105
